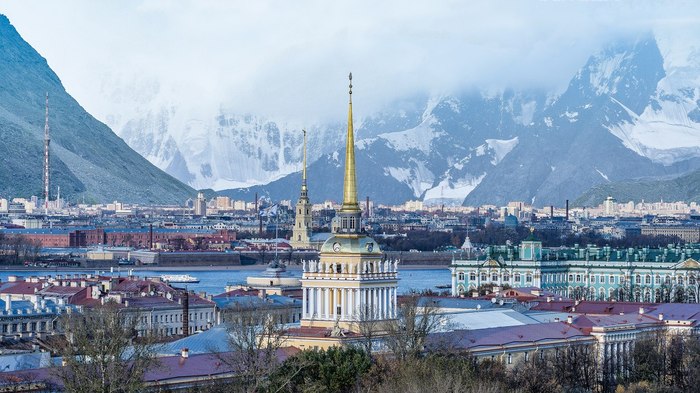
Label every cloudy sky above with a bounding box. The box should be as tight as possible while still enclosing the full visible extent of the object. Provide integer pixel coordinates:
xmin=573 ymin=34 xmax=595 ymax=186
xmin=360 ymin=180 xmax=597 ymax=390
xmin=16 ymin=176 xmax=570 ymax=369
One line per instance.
xmin=2 ymin=0 xmax=698 ymax=122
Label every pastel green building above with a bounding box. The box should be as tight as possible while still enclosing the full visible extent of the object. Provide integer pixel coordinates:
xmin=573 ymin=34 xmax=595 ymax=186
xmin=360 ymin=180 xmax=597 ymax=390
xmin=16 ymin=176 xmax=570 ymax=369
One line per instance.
xmin=451 ymin=239 xmax=700 ymax=303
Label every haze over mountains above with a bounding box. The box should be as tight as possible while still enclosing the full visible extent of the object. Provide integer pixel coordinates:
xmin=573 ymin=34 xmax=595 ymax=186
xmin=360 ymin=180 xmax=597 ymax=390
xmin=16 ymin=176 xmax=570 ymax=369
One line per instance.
xmin=0 ymin=15 xmax=194 ymax=204
xmin=104 ymin=31 xmax=700 ymax=207
xmin=3 ymin=8 xmax=700 ymax=208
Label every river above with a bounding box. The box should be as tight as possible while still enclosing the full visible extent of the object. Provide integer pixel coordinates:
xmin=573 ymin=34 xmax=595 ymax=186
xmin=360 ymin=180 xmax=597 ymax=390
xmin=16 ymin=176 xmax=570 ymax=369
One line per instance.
xmin=0 ymin=267 xmax=452 ymax=296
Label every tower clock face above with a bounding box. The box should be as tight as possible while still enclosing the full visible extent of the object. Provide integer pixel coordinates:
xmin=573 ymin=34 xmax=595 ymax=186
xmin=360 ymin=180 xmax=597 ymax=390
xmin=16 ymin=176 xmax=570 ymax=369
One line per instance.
xmin=333 ymin=242 xmax=341 ymax=252
xmin=366 ymin=243 xmax=373 ymax=252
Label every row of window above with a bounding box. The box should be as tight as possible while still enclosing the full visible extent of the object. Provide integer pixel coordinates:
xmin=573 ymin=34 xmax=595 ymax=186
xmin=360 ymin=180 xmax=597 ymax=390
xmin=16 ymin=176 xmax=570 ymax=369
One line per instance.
xmin=543 ymin=273 xmax=697 ymax=286
xmin=0 ymin=320 xmax=56 ymax=334
xmin=458 ymin=270 xmax=699 ymax=286
xmin=458 ymin=272 xmax=533 ymax=283
xmin=138 ymin=310 xmax=216 ymax=325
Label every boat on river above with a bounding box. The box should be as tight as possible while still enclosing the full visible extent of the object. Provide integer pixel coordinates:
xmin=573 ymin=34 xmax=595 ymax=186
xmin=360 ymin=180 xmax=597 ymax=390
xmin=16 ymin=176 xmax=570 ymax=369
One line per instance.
xmin=160 ymin=274 xmax=200 ymax=284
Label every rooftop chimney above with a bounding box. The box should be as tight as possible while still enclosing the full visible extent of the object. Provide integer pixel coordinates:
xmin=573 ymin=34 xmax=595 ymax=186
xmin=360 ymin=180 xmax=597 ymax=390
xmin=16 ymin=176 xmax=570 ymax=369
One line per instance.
xmin=639 ymin=307 xmax=645 ymax=315
xmin=658 ymin=313 xmax=664 ymax=321
xmin=181 ymin=348 xmax=189 ymax=358
xmin=567 ymin=315 xmax=573 ymax=324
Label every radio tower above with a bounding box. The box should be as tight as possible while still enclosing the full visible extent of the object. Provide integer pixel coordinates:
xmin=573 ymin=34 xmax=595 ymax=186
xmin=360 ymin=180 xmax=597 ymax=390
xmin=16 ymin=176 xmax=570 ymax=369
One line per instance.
xmin=43 ymin=92 xmax=50 ymax=215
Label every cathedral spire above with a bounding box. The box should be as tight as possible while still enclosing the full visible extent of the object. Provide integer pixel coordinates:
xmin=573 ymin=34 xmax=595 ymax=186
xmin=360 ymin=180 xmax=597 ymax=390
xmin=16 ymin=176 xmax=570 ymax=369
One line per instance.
xmin=298 ymin=128 xmax=309 ymax=200
xmin=302 ymin=129 xmax=307 ymax=193
xmin=341 ymin=72 xmax=360 ymax=213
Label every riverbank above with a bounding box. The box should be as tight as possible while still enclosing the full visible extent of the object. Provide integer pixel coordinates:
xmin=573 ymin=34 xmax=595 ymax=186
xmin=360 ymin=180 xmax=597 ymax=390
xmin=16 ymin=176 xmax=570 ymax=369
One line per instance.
xmin=0 ymin=262 xmax=450 ymax=273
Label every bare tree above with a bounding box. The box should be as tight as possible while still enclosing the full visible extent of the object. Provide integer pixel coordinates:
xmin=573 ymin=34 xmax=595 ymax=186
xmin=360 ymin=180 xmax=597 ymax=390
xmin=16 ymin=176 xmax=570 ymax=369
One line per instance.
xmin=217 ymin=304 xmax=288 ymax=392
xmin=55 ymin=302 xmax=158 ymax=393
xmin=354 ymin=305 xmax=382 ymax=355
xmin=382 ymin=295 xmax=445 ymax=361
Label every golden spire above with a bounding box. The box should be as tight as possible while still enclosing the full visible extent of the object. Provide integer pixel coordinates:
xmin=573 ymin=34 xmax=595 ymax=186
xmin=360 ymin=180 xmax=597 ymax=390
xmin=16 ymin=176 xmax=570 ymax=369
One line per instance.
xmin=301 ymin=129 xmax=308 ymax=193
xmin=341 ymin=72 xmax=360 ymax=213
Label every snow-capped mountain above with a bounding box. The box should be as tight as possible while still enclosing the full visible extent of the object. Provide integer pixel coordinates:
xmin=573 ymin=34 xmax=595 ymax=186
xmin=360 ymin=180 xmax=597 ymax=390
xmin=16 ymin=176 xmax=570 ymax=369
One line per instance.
xmin=104 ymin=32 xmax=700 ymax=206
xmin=98 ymin=74 xmax=346 ymax=191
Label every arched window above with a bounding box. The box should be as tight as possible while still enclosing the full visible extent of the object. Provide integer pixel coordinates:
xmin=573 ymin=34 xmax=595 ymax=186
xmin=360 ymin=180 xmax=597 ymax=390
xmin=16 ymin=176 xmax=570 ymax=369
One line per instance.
xmin=526 ymin=274 xmax=533 ymax=283
xmin=469 ymin=272 xmax=476 ymax=281
xmin=458 ymin=272 xmax=465 ymax=281
xmin=645 ymin=275 xmax=651 ymax=285
xmin=481 ymin=273 xmax=487 ymax=281
xmin=491 ymin=273 xmax=498 ymax=282
xmin=514 ymin=273 xmax=521 ymax=283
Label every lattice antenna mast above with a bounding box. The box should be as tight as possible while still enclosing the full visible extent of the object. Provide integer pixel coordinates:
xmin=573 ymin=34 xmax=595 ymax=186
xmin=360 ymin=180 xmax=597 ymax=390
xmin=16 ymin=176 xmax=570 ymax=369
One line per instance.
xmin=43 ymin=92 xmax=50 ymax=215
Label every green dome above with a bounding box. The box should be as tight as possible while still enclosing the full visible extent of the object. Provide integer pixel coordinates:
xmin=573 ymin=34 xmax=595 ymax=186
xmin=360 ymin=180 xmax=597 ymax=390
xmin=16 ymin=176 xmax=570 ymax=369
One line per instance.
xmin=320 ymin=235 xmax=382 ymax=255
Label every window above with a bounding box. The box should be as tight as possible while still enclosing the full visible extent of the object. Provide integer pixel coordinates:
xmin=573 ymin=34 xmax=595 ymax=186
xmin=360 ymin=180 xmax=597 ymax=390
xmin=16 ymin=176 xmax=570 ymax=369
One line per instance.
xmin=514 ymin=273 xmax=521 ymax=283
xmin=635 ymin=275 xmax=641 ymax=284
xmin=568 ymin=274 xmax=573 ymax=282
xmin=504 ymin=274 xmax=510 ymax=282
xmin=507 ymin=353 xmax=512 ymax=364
xmin=525 ymin=352 xmax=529 ymax=362
xmin=645 ymin=275 xmax=651 ymax=285
xmin=591 ymin=276 xmax=596 ymax=284
xmin=469 ymin=272 xmax=476 ymax=281
xmin=481 ymin=273 xmax=487 ymax=281
xmin=458 ymin=272 xmax=465 ymax=281
xmin=492 ymin=273 xmax=498 ymax=282
xmin=655 ymin=275 xmax=661 ymax=284
xmin=576 ymin=274 xmax=581 ymax=283
xmin=609 ymin=275 xmax=615 ymax=284
xmin=600 ymin=275 xmax=605 ymax=283
xmin=526 ymin=274 xmax=532 ymax=283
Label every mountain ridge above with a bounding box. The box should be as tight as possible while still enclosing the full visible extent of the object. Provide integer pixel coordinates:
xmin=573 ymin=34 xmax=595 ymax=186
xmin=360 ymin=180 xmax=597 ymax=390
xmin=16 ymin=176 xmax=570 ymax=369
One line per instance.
xmin=0 ymin=15 xmax=194 ymax=204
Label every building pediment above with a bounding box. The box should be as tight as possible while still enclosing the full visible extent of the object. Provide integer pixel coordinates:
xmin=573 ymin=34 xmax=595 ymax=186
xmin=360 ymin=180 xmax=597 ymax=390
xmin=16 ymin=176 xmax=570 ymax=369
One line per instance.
xmin=481 ymin=258 xmax=503 ymax=268
xmin=674 ymin=258 xmax=700 ymax=270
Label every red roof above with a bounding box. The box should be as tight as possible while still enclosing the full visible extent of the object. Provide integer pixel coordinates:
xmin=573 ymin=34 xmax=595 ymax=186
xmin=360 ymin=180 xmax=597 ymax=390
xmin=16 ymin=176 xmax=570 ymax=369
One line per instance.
xmin=531 ymin=300 xmax=655 ymax=315
xmin=427 ymin=322 xmax=590 ymax=351
xmin=571 ymin=314 xmax=661 ymax=333
xmin=0 ymin=348 xmax=300 ymax=388
xmin=0 ymin=281 xmax=43 ymax=295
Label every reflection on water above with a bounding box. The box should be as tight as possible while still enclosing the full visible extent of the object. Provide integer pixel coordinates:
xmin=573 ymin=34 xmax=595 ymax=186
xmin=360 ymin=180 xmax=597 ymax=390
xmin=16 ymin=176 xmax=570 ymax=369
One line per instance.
xmin=0 ymin=267 xmax=451 ymax=295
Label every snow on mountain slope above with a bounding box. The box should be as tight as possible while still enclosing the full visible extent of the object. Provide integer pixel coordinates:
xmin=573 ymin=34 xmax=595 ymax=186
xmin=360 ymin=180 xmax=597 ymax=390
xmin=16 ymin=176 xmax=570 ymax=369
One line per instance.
xmin=484 ymin=137 xmax=519 ymax=165
xmin=604 ymin=30 xmax=700 ymax=165
xmin=377 ymin=116 xmax=444 ymax=154
xmin=423 ymin=174 xmax=486 ymax=206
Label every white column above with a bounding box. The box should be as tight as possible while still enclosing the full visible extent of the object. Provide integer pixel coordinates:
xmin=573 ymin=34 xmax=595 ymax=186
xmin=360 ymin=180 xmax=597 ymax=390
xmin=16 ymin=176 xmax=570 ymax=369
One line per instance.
xmin=302 ymin=288 xmax=308 ymax=318
xmin=374 ymin=288 xmax=379 ymax=318
xmin=340 ymin=288 xmax=345 ymax=320
xmin=355 ymin=288 xmax=360 ymax=317
xmin=382 ymin=288 xmax=387 ymax=318
xmin=324 ymin=288 xmax=330 ymax=319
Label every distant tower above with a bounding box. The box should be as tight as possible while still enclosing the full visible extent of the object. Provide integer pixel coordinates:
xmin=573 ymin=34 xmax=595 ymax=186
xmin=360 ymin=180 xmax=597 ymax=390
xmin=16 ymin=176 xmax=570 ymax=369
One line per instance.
xmin=194 ymin=192 xmax=207 ymax=217
xmin=43 ymin=92 xmax=50 ymax=215
xmin=291 ymin=129 xmax=313 ymax=249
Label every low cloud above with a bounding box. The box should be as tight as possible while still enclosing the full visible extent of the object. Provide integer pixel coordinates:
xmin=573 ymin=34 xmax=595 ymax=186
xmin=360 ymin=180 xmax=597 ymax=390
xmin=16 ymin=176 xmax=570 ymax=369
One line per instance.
xmin=3 ymin=0 xmax=698 ymax=122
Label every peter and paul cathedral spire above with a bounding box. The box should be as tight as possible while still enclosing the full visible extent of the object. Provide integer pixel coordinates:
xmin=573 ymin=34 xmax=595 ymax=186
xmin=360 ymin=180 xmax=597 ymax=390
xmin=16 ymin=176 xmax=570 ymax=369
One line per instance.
xmin=291 ymin=128 xmax=313 ymax=249
xmin=301 ymin=128 xmax=308 ymax=199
